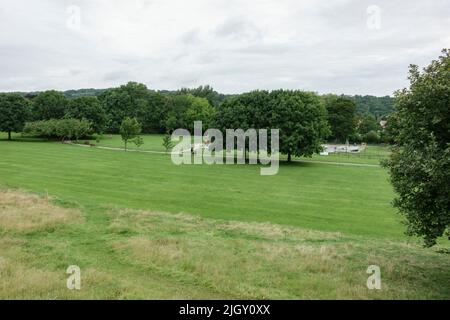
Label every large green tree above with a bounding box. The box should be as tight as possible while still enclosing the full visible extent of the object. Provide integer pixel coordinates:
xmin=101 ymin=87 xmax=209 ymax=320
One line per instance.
xmin=162 ymin=94 xmax=215 ymax=133
xmin=65 ymin=96 xmax=107 ymax=134
xmin=183 ymin=95 xmax=216 ymax=132
xmin=214 ymin=90 xmax=271 ymax=160
xmin=215 ymin=90 xmax=329 ymax=162
xmin=32 ymin=90 xmax=68 ymax=120
xmin=324 ymin=96 xmax=357 ymax=143
xmin=100 ymin=82 xmax=150 ymax=132
xmin=163 ymin=94 xmax=192 ymax=133
xmin=0 ymin=93 xmax=30 ymax=140
xmin=100 ymin=82 xmax=170 ymax=133
xmin=384 ymin=49 xmax=450 ymax=247
xmin=137 ymin=91 xmax=169 ymax=133
xmin=271 ymin=90 xmax=329 ymax=162
xmin=214 ymin=90 xmax=271 ymax=132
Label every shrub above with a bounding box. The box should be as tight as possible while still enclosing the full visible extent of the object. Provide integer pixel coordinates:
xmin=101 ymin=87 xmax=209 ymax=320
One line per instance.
xmin=23 ymin=119 xmax=92 ymax=141
xmin=362 ymin=130 xmax=380 ymax=144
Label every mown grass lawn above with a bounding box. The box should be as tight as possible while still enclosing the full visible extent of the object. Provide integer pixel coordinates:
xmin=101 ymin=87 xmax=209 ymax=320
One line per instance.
xmin=3 ymin=132 xmax=390 ymax=165
xmin=89 ymin=134 xmax=389 ymax=165
xmin=0 ymin=138 xmax=398 ymax=237
xmin=0 ymin=136 xmax=449 ymax=299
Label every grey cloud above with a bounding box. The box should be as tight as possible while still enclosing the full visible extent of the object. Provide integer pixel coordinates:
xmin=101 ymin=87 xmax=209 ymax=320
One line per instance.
xmin=214 ymin=17 xmax=264 ymax=43
xmin=181 ymin=29 xmax=202 ymax=45
xmin=0 ymin=0 xmax=449 ymax=95
xmin=103 ymin=70 xmax=132 ymax=81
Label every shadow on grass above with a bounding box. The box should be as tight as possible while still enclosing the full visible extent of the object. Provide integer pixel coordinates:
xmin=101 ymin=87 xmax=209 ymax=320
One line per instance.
xmin=0 ymin=138 xmax=50 ymax=143
xmin=436 ymin=248 xmax=450 ymax=255
xmin=279 ymin=160 xmax=316 ymax=168
xmin=0 ymin=134 xmax=97 ymax=143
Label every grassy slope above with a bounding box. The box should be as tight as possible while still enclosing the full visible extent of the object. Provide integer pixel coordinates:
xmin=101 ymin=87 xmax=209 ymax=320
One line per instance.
xmin=0 ymin=139 xmax=398 ymax=238
xmin=1 ymin=190 xmax=449 ymax=299
xmin=0 ymin=137 xmax=449 ymax=299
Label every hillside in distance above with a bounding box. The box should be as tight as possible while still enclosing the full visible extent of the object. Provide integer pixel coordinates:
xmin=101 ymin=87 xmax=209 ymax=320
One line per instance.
xmin=11 ymin=86 xmax=395 ymax=118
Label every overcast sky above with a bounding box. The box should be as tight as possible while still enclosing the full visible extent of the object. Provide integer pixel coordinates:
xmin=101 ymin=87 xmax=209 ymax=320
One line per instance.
xmin=0 ymin=0 xmax=449 ymax=95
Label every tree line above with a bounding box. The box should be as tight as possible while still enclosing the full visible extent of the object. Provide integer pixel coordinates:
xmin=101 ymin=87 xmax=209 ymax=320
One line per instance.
xmin=0 ymin=82 xmax=392 ymax=145
xmin=0 ymin=82 xmax=215 ymax=139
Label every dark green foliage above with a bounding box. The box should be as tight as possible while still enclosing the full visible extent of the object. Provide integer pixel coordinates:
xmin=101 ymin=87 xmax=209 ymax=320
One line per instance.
xmin=3 ymin=82 xmax=395 ymax=153
xmin=164 ymin=114 xmax=179 ymax=134
xmin=0 ymin=93 xmax=30 ymax=140
xmin=99 ymin=82 xmax=173 ymax=134
xmin=215 ymin=90 xmax=271 ymax=131
xmin=362 ymin=130 xmax=380 ymax=143
xmin=5 ymin=84 xmax=395 ymax=140
xmin=65 ymin=96 xmax=107 ymax=134
xmin=163 ymin=95 xmax=192 ymax=133
xmin=176 ymin=85 xmax=228 ymax=107
xmin=63 ymin=88 xmax=107 ymax=98
xmin=349 ymin=95 xmax=395 ymax=117
xmin=32 ymin=90 xmax=68 ymax=120
xmin=357 ymin=114 xmax=380 ymax=135
xmin=215 ymin=90 xmax=329 ymax=161
xmin=271 ymin=90 xmax=329 ymax=161
xmin=384 ymin=49 xmax=450 ymax=247
xmin=324 ymin=96 xmax=357 ymax=143
xmin=162 ymin=94 xmax=215 ymax=133
xmin=380 ymin=113 xmax=399 ymax=144
xmin=183 ymin=95 xmax=216 ymax=132
xmin=138 ymin=91 xmax=170 ymax=133
xmin=99 ymin=82 xmax=151 ymax=133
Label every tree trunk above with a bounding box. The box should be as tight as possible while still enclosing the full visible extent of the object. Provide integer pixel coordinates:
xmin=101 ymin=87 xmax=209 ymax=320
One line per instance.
xmin=287 ymin=152 xmax=292 ymax=162
xmin=124 ymin=141 xmax=127 ymax=151
xmin=8 ymin=131 xmax=11 ymax=140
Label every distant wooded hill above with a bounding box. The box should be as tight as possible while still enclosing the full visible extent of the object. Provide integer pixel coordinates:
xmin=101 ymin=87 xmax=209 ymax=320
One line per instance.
xmin=347 ymin=95 xmax=394 ymax=118
xmin=15 ymin=87 xmax=395 ymax=118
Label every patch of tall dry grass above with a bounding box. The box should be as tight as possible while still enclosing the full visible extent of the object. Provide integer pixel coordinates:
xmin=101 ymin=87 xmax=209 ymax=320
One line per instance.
xmin=110 ymin=208 xmax=450 ymax=299
xmin=0 ymin=190 xmax=82 ymax=232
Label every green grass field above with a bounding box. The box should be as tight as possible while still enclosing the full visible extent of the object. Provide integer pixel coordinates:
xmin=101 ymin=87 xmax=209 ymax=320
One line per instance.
xmin=90 ymin=133 xmax=389 ymax=165
xmin=0 ymin=134 xmax=449 ymax=299
xmin=7 ymin=132 xmax=390 ymax=165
